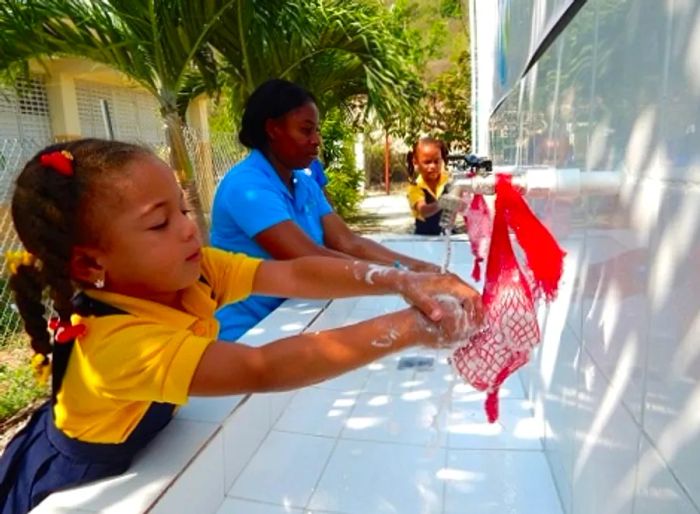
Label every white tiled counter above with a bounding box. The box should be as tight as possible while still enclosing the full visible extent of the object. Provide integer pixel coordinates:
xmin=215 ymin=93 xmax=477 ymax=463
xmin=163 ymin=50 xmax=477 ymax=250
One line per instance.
xmin=32 ymin=236 xmax=563 ymax=514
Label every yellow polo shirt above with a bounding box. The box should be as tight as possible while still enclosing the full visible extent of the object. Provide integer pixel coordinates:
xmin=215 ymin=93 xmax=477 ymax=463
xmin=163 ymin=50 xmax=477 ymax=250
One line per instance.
xmin=54 ymin=247 xmax=261 ymax=443
xmin=407 ymin=171 xmax=450 ymax=221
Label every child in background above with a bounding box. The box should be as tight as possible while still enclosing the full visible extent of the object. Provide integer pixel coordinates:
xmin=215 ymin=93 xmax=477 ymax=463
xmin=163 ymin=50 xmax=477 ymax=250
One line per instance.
xmin=407 ymin=137 xmax=451 ymax=235
xmin=0 ymin=139 xmax=482 ymax=514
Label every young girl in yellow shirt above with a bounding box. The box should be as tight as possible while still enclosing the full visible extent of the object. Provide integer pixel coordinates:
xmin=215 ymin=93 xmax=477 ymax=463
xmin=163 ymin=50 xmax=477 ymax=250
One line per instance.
xmin=0 ymin=139 xmax=482 ymax=514
xmin=407 ymin=138 xmax=451 ymax=235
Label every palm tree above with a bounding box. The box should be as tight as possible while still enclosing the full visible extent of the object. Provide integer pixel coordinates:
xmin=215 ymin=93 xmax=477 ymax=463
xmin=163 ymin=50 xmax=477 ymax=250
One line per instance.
xmin=0 ymin=0 xmax=238 ymax=236
xmin=0 ymin=0 xmax=423 ymax=224
xmin=209 ymin=0 xmax=422 ymax=128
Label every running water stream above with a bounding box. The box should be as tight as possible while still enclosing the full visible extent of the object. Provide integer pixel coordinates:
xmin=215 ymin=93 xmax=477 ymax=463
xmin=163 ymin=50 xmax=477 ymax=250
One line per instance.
xmin=441 ymin=228 xmax=453 ymax=274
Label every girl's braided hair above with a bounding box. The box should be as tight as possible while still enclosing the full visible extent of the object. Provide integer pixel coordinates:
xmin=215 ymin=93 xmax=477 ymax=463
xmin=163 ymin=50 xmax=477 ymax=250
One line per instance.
xmin=9 ymin=138 xmax=149 ymax=360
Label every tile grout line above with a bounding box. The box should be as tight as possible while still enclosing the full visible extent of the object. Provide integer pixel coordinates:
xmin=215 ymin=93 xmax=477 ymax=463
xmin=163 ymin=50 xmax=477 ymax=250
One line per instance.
xmin=301 ymin=364 xmax=373 ymax=512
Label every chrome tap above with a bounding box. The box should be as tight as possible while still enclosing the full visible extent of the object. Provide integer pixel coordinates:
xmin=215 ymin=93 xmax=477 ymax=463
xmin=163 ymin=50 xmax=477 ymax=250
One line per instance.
xmin=438 ymin=165 xmax=621 ymax=231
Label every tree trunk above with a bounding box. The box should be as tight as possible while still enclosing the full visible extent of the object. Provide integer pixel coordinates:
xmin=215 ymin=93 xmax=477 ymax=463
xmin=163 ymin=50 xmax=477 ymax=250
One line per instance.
xmin=163 ymin=110 xmax=210 ymax=245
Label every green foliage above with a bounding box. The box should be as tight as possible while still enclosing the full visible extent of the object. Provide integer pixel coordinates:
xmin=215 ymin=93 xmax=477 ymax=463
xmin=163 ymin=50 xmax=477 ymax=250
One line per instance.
xmin=383 ymin=0 xmax=471 ymax=146
xmin=209 ymin=0 xmax=423 ymax=131
xmin=0 ymin=359 xmax=48 ymax=421
xmin=439 ymin=0 xmax=461 ymax=18
xmin=320 ymin=109 xmax=361 ymax=218
xmin=0 ymin=0 xmax=229 ymax=118
xmin=407 ymin=50 xmax=472 ymax=149
xmin=208 ymin=83 xmax=238 ymax=134
xmin=363 ymin=140 xmax=410 ymax=188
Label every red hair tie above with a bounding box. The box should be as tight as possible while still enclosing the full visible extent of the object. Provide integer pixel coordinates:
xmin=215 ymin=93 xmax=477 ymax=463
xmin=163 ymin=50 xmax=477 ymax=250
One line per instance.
xmin=40 ymin=150 xmax=74 ymax=176
xmin=48 ymin=317 xmax=86 ymax=344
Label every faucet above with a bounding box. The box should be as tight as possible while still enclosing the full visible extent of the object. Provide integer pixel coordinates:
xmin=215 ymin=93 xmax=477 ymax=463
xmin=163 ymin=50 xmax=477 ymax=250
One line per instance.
xmin=438 ymin=166 xmax=622 ymax=231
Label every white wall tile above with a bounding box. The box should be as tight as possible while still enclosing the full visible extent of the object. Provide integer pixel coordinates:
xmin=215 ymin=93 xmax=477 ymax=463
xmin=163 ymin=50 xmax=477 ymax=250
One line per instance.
xmin=447 ymin=398 xmax=542 ymax=450
xmin=308 ymin=439 xmax=446 ymax=514
xmin=342 ymin=391 xmax=447 ymax=447
xmin=217 ymin=498 xmax=304 ymax=514
xmin=275 ymin=387 xmax=357 ymax=437
xmin=572 ymin=352 xmax=640 ymax=514
xmin=633 ymin=439 xmax=699 ymax=514
xmin=228 ymin=431 xmax=335 ymax=508
xmin=444 ymin=449 xmax=563 ymax=514
xmin=31 ymin=419 xmax=219 ymax=513
xmin=223 ymin=395 xmax=272 ymax=492
xmin=150 ymin=431 xmax=225 ymax=514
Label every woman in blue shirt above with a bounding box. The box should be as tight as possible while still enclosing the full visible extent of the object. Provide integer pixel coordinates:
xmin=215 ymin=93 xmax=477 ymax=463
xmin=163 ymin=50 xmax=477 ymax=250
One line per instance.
xmin=210 ymin=79 xmax=441 ymax=341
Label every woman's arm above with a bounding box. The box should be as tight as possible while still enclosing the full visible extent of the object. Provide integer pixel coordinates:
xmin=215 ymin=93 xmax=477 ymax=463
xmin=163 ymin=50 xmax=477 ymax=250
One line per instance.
xmin=254 ymin=220 xmax=350 ymax=260
xmin=253 ymin=256 xmax=483 ymax=324
xmin=322 ymin=213 xmax=441 ymax=272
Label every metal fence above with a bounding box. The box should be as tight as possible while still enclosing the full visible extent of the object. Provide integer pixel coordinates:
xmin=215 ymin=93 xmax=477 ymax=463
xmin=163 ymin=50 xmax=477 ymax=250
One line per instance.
xmin=0 ymin=130 xmax=245 ymax=348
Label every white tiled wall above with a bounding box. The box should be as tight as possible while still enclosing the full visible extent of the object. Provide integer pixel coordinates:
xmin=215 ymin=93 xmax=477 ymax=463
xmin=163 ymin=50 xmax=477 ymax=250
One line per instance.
xmin=474 ymin=0 xmax=700 ymax=511
xmin=221 ymin=238 xmax=563 ymax=514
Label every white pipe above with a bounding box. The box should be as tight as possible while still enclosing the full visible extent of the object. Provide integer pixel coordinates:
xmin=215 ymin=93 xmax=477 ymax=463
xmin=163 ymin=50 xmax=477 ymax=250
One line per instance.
xmin=450 ymin=167 xmax=622 ymax=197
xmin=439 ymin=168 xmax=622 ymax=229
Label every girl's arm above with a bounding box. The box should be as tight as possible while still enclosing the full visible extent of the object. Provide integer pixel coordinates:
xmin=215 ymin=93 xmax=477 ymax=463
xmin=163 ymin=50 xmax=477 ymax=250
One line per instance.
xmin=414 ymin=198 xmax=442 ymax=220
xmin=321 ymin=213 xmax=441 ymax=273
xmin=189 ymin=307 xmax=456 ymax=396
xmin=253 ymin=256 xmax=483 ymax=323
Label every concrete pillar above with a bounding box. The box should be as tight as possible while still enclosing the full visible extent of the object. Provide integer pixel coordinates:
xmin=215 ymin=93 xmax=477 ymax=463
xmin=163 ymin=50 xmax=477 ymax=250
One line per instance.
xmin=45 ymin=72 xmax=81 ymax=141
xmin=186 ymin=95 xmax=216 ymax=214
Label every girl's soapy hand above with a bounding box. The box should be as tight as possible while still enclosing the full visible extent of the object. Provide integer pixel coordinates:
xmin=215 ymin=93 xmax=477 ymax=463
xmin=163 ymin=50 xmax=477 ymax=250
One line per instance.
xmin=407 ymin=294 xmax=481 ymax=348
xmin=398 ymin=271 xmax=484 ymax=328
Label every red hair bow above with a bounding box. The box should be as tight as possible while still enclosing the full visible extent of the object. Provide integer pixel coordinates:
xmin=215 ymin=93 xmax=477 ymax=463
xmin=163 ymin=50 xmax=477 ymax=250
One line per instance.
xmin=48 ymin=317 xmax=86 ymax=344
xmin=40 ymin=150 xmax=74 ymax=176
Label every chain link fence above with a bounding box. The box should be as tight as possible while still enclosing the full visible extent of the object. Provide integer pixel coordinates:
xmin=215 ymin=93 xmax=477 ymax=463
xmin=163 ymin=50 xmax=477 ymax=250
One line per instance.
xmin=0 ymin=131 xmax=244 ymax=349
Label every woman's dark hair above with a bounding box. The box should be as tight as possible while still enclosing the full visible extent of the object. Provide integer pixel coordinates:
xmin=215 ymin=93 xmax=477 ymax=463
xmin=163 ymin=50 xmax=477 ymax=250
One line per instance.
xmin=9 ymin=138 xmax=149 ymax=361
xmin=239 ymin=79 xmax=317 ymax=150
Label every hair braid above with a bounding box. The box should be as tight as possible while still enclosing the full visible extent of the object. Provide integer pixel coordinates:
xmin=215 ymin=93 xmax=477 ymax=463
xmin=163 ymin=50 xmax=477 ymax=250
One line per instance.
xmin=9 ymin=138 xmax=149 ymax=363
xmin=8 ymin=264 xmax=50 ymax=356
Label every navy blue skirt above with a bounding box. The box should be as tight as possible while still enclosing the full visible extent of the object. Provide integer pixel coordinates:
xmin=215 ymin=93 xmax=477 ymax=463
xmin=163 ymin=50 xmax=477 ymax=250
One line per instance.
xmin=0 ymin=400 xmax=174 ymax=514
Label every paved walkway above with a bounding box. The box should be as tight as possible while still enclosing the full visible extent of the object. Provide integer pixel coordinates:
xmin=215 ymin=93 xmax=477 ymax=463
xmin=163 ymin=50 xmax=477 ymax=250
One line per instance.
xmin=347 ymin=190 xmax=414 ymax=235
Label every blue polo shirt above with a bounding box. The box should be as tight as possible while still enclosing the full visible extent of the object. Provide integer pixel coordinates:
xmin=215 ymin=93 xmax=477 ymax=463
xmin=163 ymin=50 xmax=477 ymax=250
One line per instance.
xmin=210 ymin=150 xmax=334 ymax=341
xmin=303 ymin=158 xmax=328 ymax=188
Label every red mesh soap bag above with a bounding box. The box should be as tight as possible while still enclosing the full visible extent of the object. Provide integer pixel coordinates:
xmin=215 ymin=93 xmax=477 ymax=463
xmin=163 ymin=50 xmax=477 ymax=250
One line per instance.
xmin=463 ymin=192 xmax=491 ymax=282
xmin=452 ymin=175 xmax=565 ymax=423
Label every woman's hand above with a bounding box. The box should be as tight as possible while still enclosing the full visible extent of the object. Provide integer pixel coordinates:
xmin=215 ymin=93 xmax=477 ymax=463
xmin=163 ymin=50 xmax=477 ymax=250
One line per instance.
xmin=398 ymin=271 xmax=484 ymax=328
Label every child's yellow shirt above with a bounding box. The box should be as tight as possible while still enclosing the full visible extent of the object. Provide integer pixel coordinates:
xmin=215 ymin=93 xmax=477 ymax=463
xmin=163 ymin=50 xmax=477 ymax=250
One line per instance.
xmin=407 ymin=171 xmax=451 ymax=221
xmin=53 ymin=247 xmax=261 ymax=443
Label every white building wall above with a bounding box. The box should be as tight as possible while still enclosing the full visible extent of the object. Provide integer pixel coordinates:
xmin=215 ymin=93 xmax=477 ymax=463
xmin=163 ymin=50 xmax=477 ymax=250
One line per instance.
xmin=470 ymin=1 xmax=700 ymax=513
xmin=75 ymin=79 xmax=164 ymax=145
xmin=0 ymin=77 xmax=52 ymax=142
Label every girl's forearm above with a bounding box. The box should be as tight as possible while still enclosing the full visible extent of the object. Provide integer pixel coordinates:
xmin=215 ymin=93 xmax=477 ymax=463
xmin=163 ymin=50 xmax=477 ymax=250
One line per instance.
xmin=253 ymin=309 xmax=422 ymax=391
xmin=190 ymin=309 xmax=427 ymax=396
xmin=418 ymin=202 xmax=441 ymax=219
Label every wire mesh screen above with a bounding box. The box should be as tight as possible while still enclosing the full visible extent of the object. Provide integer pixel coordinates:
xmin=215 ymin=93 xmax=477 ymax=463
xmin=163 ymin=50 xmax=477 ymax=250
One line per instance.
xmin=183 ymin=128 xmax=246 ymax=218
xmin=0 ymin=77 xmax=52 ymax=142
xmin=0 ymin=138 xmax=54 ymax=346
xmin=75 ymin=79 xmax=165 ymax=146
xmin=0 ymin=128 xmax=243 ymax=348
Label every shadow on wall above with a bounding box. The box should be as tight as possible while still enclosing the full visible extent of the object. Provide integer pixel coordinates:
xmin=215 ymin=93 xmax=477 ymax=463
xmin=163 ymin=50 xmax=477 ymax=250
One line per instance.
xmin=488 ymin=0 xmax=700 ymax=512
